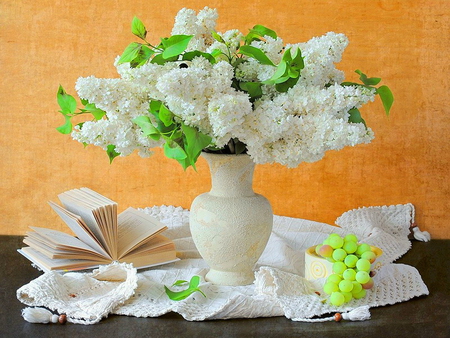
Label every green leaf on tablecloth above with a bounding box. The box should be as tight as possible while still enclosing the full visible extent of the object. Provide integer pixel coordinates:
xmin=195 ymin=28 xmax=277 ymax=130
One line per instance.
xmin=164 ymin=276 xmax=206 ymax=301
xmin=172 ymin=280 xmax=188 ymax=286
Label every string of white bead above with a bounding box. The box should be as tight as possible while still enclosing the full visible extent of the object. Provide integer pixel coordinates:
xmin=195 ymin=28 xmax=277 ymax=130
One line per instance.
xmin=22 ymin=307 xmax=66 ymax=324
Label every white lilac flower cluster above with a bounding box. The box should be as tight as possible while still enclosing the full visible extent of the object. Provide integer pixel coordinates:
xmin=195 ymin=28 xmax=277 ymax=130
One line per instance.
xmin=73 ymin=7 xmax=376 ymax=168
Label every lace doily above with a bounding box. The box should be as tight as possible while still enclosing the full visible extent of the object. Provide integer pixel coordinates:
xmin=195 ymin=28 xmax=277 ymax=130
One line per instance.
xmin=17 ymin=204 xmax=429 ymax=324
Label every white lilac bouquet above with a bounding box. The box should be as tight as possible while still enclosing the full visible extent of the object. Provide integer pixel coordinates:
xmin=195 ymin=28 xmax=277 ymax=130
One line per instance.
xmin=57 ymin=7 xmax=393 ymax=169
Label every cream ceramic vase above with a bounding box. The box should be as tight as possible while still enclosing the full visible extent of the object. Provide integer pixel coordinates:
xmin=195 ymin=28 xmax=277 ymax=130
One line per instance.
xmin=189 ymin=153 xmax=273 ymax=286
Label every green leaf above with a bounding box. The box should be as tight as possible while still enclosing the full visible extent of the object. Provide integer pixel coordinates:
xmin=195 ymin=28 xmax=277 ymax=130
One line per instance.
xmin=262 ymin=61 xmax=288 ymax=85
xmin=239 ymin=45 xmax=275 ymax=66
xmin=245 ymin=25 xmax=277 ymax=44
xmin=172 ymin=280 xmax=188 ymax=287
xmin=355 ymin=69 xmax=381 ymax=86
xmin=132 ymin=116 xmax=160 ymax=140
xmin=118 ymin=42 xmax=142 ymax=64
xmin=182 ymin=50 xmax=216 ymax=64
xmin=161 ymin=35 xmax=193 ymax=59
xmin=57 ymin=85 xmax=77 ymax=115
xmin=150 ymin=53 xmax=178 ymax=65
xmin=131 ymin=16 xmax=147 ymax=40
xmin=288 ymin=67 xmax=299 ymax=78
xmin=164 ymin=140 xmax=187 ymax=161
xmin=164 ymin=276 xmax=206 ymax=301
xmin=181 ymin=124 xmax=212 ymax=168
xmin=376 ymin=85 xmax=394 ymax=116
xmin=130 ymin=45 xmax=154 ymax=68
xmin=159 ymin=104 xmax=174 ymax=127
xmin=211 ymin=31 xmax=225 ymax=44
xmin=233 ymin=139 xmax=247 ymax=155
xmin=210 ymin=49 xmax=222 ymax=58
xmin=56 ymin=115 xmax=73 ymax=134
xmin=239 ymin=81 xmax=263 ymax=100
xmin=282 ymin=47 xmax=293 ymax=63
xmin=81 ymin=103 xmax=106 ymax=120
xmin=290 ymin=47 xmax=304 ymax=70
xmin=106 ymin=144 xmax=120 ymax=163
xmin=149 ymin=100 xmax=162 ymax=118
xmin=251 ymin=24 xmax=277 ymax=39
xmin=348 ymin=108 xmax=367 ymax=127
xmin=275 ymin=76 xmax=299 ymax=92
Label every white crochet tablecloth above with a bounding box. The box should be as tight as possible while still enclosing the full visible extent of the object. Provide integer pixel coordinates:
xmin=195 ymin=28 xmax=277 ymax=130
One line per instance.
xmin=17 ymin=204 xmax=429 ymax=325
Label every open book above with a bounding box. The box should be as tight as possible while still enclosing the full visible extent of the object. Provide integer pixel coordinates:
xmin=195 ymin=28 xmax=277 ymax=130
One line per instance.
xmin=18 ymin=188 xmax=178 ymax=272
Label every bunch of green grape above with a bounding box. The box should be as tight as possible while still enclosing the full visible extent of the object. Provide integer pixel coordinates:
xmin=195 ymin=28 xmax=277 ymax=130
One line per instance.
xmin=315 ymin=233 xmax=377 ymax=306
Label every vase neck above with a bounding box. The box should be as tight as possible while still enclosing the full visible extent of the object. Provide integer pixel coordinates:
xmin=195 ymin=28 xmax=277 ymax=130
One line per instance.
xmin=203 ymin=153 xmax=256 ymax=197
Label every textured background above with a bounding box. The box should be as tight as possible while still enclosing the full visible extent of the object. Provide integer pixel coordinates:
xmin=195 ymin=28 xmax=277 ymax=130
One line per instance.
xmin=1 ymin=0 xmax=448 ymax=238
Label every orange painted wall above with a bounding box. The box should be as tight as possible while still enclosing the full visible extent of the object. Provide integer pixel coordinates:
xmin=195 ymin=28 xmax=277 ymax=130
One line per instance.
xmin=1 ymin=0 xmax=449 ymax=238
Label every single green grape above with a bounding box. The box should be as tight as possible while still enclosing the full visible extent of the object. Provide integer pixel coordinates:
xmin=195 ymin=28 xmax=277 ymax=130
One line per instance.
xmin=339 ymin=280 xmax=354 ymax=293
xmin=332 ymin=261 xmax=347 ymax=275
xmin=327 ymin=274 xmax=343 ymax=284
xmin=328 ymin=233 xmax=341 ymax=240
xmin=355 ymin=270 xmax=370 ymax=284
xmin=352 ymin=281 xmax=363 ymax=294
xmin=330 ymin=292 xmax=345 ymax=306
xmin=361 ymin=250 xmax=377 ymax=263
xmin=317 ymin=244 xmax=334 ymax=258
xmin=356 ymin=243 xmax=371 ymax=256
xmin=343 ymin=240 xmax=358 ymax=254
xmin=356 ymin=258 xmax=371 ymax=272
xmin=341 ymin=291 xmax=353 ymax=303
xmin=332 ymin=248 xmax=347 ymax=262
xmin=343 ymin=268 xmax=357 ymax=281
xmin=344 ymin=234 xmax=358 ymax=243
xmin=323 ymin=282 xmax=339 ymax=295
xmin=328 ymin=235 xmax=344 ymax=249
xmin=315 ymin=244 xmax=322 ymax=256
xmin=362 ymin=278 xmax=374 ymax=290
xmin=353 ymin=288 xmax=367 ymax=299
xmin=344 ymin=254 xmax=358 ymax=268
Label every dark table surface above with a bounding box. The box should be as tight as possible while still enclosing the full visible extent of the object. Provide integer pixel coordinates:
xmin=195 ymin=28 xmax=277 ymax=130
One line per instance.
xmin=1 ymin=235 xmax=449 ymax=338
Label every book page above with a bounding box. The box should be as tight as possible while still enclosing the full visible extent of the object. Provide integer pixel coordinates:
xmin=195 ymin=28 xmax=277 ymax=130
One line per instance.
xmin=80 ymin=187 xmax=118 ymax=254
xmin=48 ymin=201 xmax=111 ymax=258
xmin=57 ymin=191 xmax=113 ymax=258
xmin=119 ymin=251 xmax=178 ymax=270
xmin=24 ymin=236 xmax=107 ymax=261
xmin=59 ymin=189 xmax=118 ymax=258
xmin=117 ymin=207 xmax=167 ymax=258
xmin=18 ymin=247 xmax=110 ymax=272
xmin=123 ymin=234 xmax=175 ymax=258
xmin=29 ymin=226 xmax=105 ymax=255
